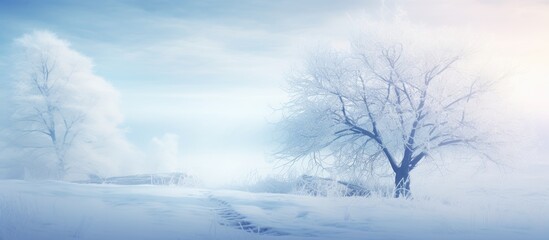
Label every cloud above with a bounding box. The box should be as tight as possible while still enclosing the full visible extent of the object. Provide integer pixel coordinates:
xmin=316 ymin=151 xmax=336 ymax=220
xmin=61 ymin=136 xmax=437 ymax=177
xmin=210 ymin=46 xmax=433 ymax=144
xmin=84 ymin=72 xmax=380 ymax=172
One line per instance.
xmin=150 ymin=133 xmax=183 ymax=173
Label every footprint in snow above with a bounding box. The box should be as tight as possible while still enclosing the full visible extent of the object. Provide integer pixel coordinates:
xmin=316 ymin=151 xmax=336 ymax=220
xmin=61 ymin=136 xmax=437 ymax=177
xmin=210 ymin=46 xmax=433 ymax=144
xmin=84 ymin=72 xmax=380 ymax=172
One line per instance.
xmin=208 ymin=196 xmax=288 ymax=236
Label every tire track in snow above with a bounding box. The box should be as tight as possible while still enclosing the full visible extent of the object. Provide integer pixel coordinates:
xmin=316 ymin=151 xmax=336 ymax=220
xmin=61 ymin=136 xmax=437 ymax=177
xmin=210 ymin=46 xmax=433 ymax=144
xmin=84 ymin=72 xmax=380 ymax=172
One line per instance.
xmin=208 ymin=196 xmax=288 ymax=236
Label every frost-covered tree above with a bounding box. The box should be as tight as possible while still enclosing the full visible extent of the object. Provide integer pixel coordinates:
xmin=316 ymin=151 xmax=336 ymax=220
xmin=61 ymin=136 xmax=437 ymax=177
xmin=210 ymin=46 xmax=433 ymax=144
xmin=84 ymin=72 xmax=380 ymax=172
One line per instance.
xmin=5 ymin=31 xmax=138 ymax=180
xmin=276 ymin=23 xmax=493 ymax=198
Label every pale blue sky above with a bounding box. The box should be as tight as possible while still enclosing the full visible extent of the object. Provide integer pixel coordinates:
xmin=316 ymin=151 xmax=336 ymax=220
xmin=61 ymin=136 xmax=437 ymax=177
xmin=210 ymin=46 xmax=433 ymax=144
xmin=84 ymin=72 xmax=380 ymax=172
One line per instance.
xmin=0 ymin=0 xmax=385 ymax=181
xmin=1 ymin=0 xmax=548 ymax=183
xmin=0 ymin=0 xmax=377 ymax=152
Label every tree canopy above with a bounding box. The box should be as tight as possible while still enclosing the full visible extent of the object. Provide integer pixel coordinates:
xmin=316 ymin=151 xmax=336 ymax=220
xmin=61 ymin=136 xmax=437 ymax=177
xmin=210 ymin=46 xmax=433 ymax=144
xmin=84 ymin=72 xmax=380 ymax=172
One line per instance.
xmin=276 ymin=22 xmax=493 ymax=197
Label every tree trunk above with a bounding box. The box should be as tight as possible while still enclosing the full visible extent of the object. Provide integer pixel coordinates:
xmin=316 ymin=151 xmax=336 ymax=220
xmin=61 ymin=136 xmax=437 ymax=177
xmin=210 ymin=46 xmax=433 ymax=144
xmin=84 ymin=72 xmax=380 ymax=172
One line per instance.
xmin=54 ymin=145 xmax=66 ymax=180
xmin=394 ymin=167 xmax=411 ymax=198
xmin=56 ymin=160 xmax=65 ymax=180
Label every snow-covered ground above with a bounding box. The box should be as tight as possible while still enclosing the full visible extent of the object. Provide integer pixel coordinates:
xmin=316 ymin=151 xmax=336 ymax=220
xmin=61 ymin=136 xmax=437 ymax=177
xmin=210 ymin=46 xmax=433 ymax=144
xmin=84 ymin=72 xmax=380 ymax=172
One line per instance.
xmin=1 ymin=164 xmax=548 ymax=240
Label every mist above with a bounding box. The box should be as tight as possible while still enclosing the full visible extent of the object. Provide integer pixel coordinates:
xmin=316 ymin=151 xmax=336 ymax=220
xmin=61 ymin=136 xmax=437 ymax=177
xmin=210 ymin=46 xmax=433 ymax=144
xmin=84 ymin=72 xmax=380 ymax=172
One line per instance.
xmin=1 ymin=0 xmax=546 ymax=185
xmin=0 ymin=0 xmax=548 ymax=239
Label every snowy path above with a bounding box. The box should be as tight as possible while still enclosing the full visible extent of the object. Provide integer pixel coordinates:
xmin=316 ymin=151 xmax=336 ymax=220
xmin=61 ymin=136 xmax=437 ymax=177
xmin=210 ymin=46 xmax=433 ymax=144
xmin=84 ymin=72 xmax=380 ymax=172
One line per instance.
xmin=209 ymin=195 xmax=288 ymax=236
xmin=1 ymin=180 xmax=548 ymax=240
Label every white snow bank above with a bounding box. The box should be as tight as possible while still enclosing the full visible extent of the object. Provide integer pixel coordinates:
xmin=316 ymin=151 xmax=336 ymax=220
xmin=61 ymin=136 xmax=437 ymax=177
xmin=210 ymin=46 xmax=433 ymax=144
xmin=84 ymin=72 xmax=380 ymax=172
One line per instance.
xmin=1 ymin=179 xmax=548 ymax=240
